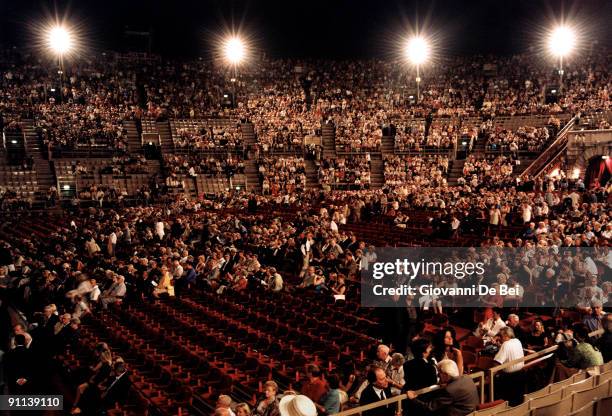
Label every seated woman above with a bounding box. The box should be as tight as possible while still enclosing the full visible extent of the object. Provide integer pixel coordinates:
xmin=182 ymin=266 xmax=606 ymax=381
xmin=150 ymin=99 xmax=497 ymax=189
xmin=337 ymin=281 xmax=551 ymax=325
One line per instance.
xmin=432 ymin=327 xmax=464 ymax=375
xmin=526 ymin=319 xmax=549 ymax=350
xmin=253 ymin=380 xmax=280 ymax=416
xmin=70 ymin=343 xmax=113 ymax=414
xmin=330 ymin=274 xmax=347 ymax=300
xmin=153 ymin=266 xmax=175 ymax=297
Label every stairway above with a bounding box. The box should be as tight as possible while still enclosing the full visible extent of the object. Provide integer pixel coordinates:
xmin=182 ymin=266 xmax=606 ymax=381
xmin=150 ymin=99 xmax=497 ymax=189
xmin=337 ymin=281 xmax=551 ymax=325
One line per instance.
xmin=240 ymin=122 xmax=257 ymax=147
xmin=156 ymin=121 xmax=174 ymax=156
xmin=240 ymin=122 xmax=261 ymax=192
xmin=244 ymin=159 xmax=261 ymax=193
xmin=447 ymin=159 xmax=466 ymax=187
xmin=370 ymin=154 xmax=384 ymax=189
xmin=123 ymin=120 xmax=142 ymax=154
xmin=472 ymin=138 xmax=486 ymax=155
xmin=514 ymin=155 xmax=537 ymax=177
xmin=22 ymin=120 xmax=56 ymax=199
xmin=305 ymin=159 xmax=319 ymax=189
xmin=183 ymin=176 xmax=198 ymax=198
xmin=381 ymin=135 xmax=395 ymax=155
xmin=321 ymin=122 xmax=336 ymax=159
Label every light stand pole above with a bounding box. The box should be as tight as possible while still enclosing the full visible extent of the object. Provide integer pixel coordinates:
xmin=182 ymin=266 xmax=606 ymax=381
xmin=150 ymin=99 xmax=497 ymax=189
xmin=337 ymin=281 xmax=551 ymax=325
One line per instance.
xmin=558 ymin=56 xmax=564 ymax=94
xmin=415 ymin=64 xmax=421 ymax=103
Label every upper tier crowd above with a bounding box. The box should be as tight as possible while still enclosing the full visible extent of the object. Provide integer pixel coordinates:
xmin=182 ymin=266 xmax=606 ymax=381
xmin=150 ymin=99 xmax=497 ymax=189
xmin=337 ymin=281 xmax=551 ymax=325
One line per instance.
xmin=1 ymin=48 xmax=610 ymax=154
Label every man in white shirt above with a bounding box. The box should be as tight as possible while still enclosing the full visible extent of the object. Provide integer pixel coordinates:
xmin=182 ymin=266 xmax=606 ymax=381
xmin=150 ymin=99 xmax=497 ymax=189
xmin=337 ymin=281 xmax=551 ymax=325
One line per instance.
xmin=155 ymin=220 xmax=165 ymax=241
xmin=493 ymin=327 xmax=525 ymax=405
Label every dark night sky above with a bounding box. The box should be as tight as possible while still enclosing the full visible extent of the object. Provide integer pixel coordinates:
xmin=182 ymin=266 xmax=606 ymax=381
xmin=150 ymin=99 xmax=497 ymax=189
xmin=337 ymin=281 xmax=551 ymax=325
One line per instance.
xmin=0 ymin=0 xmax=610 ymax=58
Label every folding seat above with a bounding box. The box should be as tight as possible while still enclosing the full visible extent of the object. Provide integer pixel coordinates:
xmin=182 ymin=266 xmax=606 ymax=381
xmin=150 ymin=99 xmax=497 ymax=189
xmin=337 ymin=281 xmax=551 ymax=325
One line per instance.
xmin=462 ymin=335 xmax=484 ymax=353
xmin=563 ymin=378 xmax=597 ymax=398
xmin=266 ymin=342 xmax=282 ymax=358
xmin=470 ymin=400 xmax=508 ymax=415
xmin=469 ymin=356 xmax=497 ymax=373
xmin=571 ymin=380 xmax=611 ymax=411
xmin=530 ymin=393 xmax=574 ymax=416
xmin=568 ymin=401 xmax=596 ymax=416
xmin=524 ymin=384 xmax=552 ymax=402
xmin=595 ymin=370 xmax=612 ymax=385
xmin=240 ymin=357 xmax=260 ymax=374
xmin=528 ymin=388 xmax=562 ymax=409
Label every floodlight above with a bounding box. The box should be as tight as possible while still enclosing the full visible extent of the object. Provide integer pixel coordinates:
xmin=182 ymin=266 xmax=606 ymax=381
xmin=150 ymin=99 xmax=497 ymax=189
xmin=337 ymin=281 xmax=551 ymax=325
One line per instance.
xmin=224 ymin=37 xmax=245 ymax=64
xmin=405 ymin=37 xmax=429 ymax=65
xmin=48 ymin=26 xmax=72 ymax=55
xmin=548 ymin=26 xmax=576 ymax=58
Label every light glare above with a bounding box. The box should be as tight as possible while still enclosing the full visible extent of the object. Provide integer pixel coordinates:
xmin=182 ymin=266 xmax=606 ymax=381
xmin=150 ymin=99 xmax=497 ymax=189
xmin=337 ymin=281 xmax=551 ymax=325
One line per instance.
xmin=548 ymin=26 xmax=576 ymax=57
xmin=224 ymin=37 xmax=245 ymax=64
xmin=48 ymin=26 xmax=72 ymax=55
xmin=405 ymin=37 xmax=429 ymax=65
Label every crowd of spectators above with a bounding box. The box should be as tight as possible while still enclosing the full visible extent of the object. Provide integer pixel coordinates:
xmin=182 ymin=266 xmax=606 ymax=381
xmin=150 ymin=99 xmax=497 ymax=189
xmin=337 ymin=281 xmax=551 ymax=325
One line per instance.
xmin=460 ymin=155 xmax=515 ymax=188
xmin=393 ymin=120 xmax=426 ymax=151
xmin=258 ymin=157 xmax=306 ymax=194
xmin=165 ymin=154 xmax=244 ymax=178
xmin=0 ymin=179 xmax=609 ymax=413
xmin=484 ymin=125 xmax=551 ymax=153
xmin=318 ymin=157 xmax=371 ymax=189
xmin=174 ymin=124 xmax=242 ymax=150
xmin=384 ymin=155 xmax=449 ymax=187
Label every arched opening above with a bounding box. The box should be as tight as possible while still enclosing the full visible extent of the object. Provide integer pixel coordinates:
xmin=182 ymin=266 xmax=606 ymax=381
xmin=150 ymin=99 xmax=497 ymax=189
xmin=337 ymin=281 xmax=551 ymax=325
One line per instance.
xmin=584 ymin=155 xmax=612 ymax=188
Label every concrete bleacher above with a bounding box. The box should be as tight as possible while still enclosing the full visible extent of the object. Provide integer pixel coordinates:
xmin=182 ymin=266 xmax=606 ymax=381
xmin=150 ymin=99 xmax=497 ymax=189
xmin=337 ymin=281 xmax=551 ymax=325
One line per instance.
xmin=54 ymin=159 xmax=159 ymax=196
xmin=169 ymin=118 xmax=241 ymax=150
xmin=0 ymin=112 xmax=592 ymax=198
xmin=0 ymin=164 xmax=38 ymax=199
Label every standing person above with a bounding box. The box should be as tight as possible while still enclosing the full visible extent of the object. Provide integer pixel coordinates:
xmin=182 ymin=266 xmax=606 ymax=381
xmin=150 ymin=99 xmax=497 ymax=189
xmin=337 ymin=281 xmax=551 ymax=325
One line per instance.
xmin=3 ymin=335 xmax=33 ymax=393
xmin=155 ymin=219 xmax=165 ymax=241
xmin=493 ymin=327 xmax=524 ymax=405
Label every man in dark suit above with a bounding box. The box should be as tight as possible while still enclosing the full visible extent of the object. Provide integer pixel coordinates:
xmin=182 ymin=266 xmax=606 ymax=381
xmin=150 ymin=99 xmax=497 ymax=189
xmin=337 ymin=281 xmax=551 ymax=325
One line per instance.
xmin=359 ymin=367 xmax=394 ymax=416
xmin=402 ymin=338 xmax=438 ymax=391
xmin=100 ymin=361 xmax=131 ymax=409
xmin=4 ymin=335 xmax=34 ymax=393
xmin=406 ymin=359 xmax=479 ymax=416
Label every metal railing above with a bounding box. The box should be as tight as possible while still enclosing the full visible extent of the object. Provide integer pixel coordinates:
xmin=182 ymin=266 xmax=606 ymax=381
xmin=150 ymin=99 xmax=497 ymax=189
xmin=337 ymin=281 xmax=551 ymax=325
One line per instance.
xmin=334 ymin=371 xmax=485 ymax=416
xmin=519 ymin=116 xmax=576 ymax=179
xmin=488 ymin=344 xmax=558 ymax=401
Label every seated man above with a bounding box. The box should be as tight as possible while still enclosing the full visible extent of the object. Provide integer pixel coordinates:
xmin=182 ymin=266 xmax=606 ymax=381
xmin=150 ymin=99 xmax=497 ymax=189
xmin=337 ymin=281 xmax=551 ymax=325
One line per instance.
xmin=99 ymin=361 xmax=131 ymax=410
xmin=359 ymin=366 xmax=394 ymax=416
xmin=405 ymin=359 xmax=478 ymax=416
xmin=101 ymin=275 xmax=127 ymax=309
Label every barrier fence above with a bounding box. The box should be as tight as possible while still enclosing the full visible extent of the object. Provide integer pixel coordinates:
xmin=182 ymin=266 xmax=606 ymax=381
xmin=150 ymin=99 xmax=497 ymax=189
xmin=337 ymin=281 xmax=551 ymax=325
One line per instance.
xmin=334 ymin=328 xmax=605 ymax=416
xmin=334 ymin=372 xmax=485 ymax=416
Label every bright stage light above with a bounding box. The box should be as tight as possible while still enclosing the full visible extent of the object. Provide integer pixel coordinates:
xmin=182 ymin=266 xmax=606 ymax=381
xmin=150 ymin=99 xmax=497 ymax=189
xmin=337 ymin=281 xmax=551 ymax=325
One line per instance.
xmin=405 ymin=37 xmax=429 ymax=65
xmin=47 ymin=26 xmax=72 ymax=55
xmin=224 ymin=37 xmax=245 ymax=64
xmin=548 ymin=26 xmax=576 ymax=57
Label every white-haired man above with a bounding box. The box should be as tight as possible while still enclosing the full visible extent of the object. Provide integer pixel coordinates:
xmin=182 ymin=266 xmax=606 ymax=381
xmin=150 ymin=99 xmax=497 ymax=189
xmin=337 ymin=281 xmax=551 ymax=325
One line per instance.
xmin=405 ymin=359 xmax=478 ymax=416
xmin=373 ymin=344 xmax=392 ymax=375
